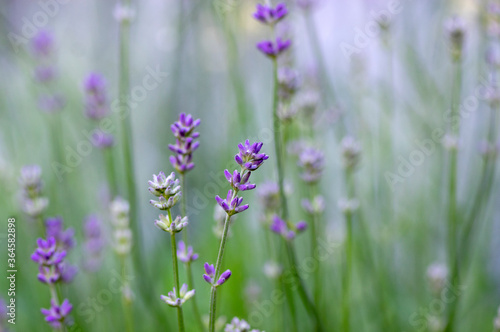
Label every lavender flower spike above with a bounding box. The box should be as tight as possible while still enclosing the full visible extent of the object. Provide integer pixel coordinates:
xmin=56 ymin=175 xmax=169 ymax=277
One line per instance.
xmin=83 ymin=73 xmax=109 ymax=120
xmin=203 ymin=263 xmax=216 ymax=284
xmin=41 ymin=299 xmax=72 ymax=328
xmin=169 ymin=113 xmax=201 ymax=174
xmin=31 ymin=237 xmax=66 ymax=266
xmin=216 ymin=270 xmax=232 ymax=286
xmin=298 ymin=147 xmax=325 ymax=183
xmin=253 ymin=2 xmax=288 ymax=25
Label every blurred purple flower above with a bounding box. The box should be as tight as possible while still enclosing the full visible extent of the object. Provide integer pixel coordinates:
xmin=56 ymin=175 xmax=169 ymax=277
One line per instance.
xmin=177 ymin=240 xmax=199 ymax=263
xmin=83 ymin=73 xmax=109 ymax=120
xmin=38 ymin=94 xmax=65 ymax=113
xmin=253 ymin=2 xmax=287 ymax=25
xmin=45 ymin=217 xmax=75 ymax=251
xmin=298 ymin=147 xmax=324 ymax=183
xmin=270 ymin=215 xmax=306 ymax=240
xmin=34 ymin=66 xmax=56 ymax=83
xmin=257 ymin=38 xmax=291 ymax=58
xmin=41 ymin=299 xmax=72 ymax=328
xmin=31 ymin=30 xmax=54 ymax=58
xmin=169 ymin=113 xmax=201 ymax=173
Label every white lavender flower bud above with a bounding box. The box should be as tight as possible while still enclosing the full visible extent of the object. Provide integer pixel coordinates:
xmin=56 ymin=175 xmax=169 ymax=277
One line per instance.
xmin=494 ymin=307 xmax=500 ymax=332
xmin=149 ymin=192 xmax=182 ymax=210
xmin=341 ymin=136 xmax=361 ymax=170
xmin=113 ymin=228 xmax=133 ymax=255
xmin=442 ymin=134 xmax=459 ymax=151
xmin=302 ymin=195 xmax=325 ymax=215
xmin=444 ymin=16 xmax=466 ymax=61
xmin=22 ymin=197 xmax=49 ymax=218
xmin=338 ymin=198 xmax=360 ymax=214
xmin=148 ymin=171 xmax=181 ymax=197
xmin=110 ymin=197 xmax=130 ymax=228
xmin=113 ymin=3 xmax=136 ymax=23
xmin=154 ymin=214 xmax=188 ymax=233
xmin=161 ymin=283 xmax=195 ymax=307
xmin=426 ymin=262 xmax=448 ymax=295
xmin=263 ymin=261 xmax=283 ymax=279
xmin=224 ymin=317 xmax=263 ymax=332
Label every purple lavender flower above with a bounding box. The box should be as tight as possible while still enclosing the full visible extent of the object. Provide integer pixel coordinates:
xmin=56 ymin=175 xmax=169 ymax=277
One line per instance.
xmin=92 ymin=132 xmax=115 ymax=149
xmin=31 ymin=237 xmax=66 ymax=266
xmin=37 ymin=265 xmax=61 ymax=284
xmin=270 ymin=215 xmax=306 ymax=240
xmin=83 ymin=73 xmax=109 ymax=120
xmin=31 ymin=30 xmax=54 ymax=58
xmin=169 ymin=113 xmax=201 ymax=174
xmin=59 ymin=263 xmax=78 ymax=283
xmin=203 ymin=263 xmax=232 ymax=286
xmin=257 ymin=38 xmax=291 ymax=58
xmin=45 ymin=217 xmax=75 ymax=251
xmin=253 ymin=2 xmax=288 ymax=25
xmin=177 ymin=240 xmax=199 ymax=263
xmin=215 ymin=190 xmax=249 ymax=216
xmin=224 ymin=169 xmax=255 ymax=191
xmin=297 ymin=147 xmax=325 ymax=183
xmin=41 ymin=299 xmax=72 ymax=328
xmin=203 ymin=263 xmax=216 ymax=284
xmin=34 ymin=66 xmax=56 ymax=83
xmin=235 ymin=140 xmax=269 ymax=171
xmin=83 ymin=215 xmax=105 ymax=271
xmin=38 ymin=94 xmax=65 ymax=113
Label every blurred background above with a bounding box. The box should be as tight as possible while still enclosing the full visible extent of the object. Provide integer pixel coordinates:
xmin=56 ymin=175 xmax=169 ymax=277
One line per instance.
xmin=0 ymin=0 xmax=499 ymax=331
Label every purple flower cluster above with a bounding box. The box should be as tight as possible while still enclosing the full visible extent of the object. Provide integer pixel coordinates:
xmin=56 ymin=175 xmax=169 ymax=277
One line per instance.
xmin=203 ymin=263 xmax=232 ymax=287
xmin=297 ymin=147 xmax=325 ymax=183
xmin=215 ymin=140 xmax=269 ymax=216
xmin=177 ymin=240 xmax=199 ymax=263
xmin=169 ymin=113 xmax=201 ymax=174
xmin=41 ymin=299 xmax=72 ymax=329
xmin=46 ymin=217 xmax=75 ymax=251
xmin=254 ymin=3 xmax=291 ymax=58
xmin=253 ymin=2 xmax=287 ymax=25
xmin=270 ymin=215 xmax=307 ymax=240
xmin=83 ymin=215 xmax=105 ymax=272
xmin=83 ymin=73 xmax=109 ymax=120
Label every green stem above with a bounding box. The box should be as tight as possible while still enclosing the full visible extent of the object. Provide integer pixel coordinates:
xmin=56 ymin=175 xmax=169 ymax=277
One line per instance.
xmin=307 ymin=185 xmax=320 ymax=308
xmin=443 ymin=58 xmax=462 ymax=332
xmin=168 ymin=209 xmax=185 ymax=332
xmin=209 ymin=212 xmax=233 ymax=332
xmin=341 ymin=169 xmax=354 ymax=332
xmin=180 ymin=174 xmax=205 ymax=331
xmin=103 ymin=148 xmax=117 ymax=197
xmin=120 ymin=256 xmax=134 ymax=332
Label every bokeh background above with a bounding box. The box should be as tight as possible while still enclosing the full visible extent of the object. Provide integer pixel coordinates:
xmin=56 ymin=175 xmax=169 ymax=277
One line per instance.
xmin=0 ymin=0 xmax=499 ymax=331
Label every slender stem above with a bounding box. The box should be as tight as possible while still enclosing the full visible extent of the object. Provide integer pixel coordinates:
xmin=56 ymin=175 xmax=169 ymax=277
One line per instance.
xmin=307 ymin=184 xmax=320 ymax=308
xmin=209 ymin=213 xmax=233 ymax=332
xmin=341 ymin=169 xmax=354 ymax=332
xmin=285 ymin=241 xmax=324 ymax=332
xmin=444 ymin=58 xmax=462 ymax=332
xmin=180 ymin=174 xmax=204 ymax=331
xmin=103 ymin=148 xmax=117 ymax=197
xmin=120 ymin=256 xmax=134 ymax=332
xmin=168 ymin=209 xmax=185 ymax=332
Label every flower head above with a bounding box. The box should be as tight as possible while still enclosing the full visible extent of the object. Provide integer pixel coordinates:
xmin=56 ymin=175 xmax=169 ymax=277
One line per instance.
xmin=41 ymin=299 xmax=72 ymax=328
xmin=83 ymin=73 xmax=109 ymax=120
xmin=302 ymin=195 xmax=325 ymax=215
xmin=253 ymin=2 xmax=288 ymax=25
xmin=148 ymin=171 xmax=181 ymax=197
xmin=169 ymin=113 xmax=201 ymax=173
xmin=45 ymin=217 xmax=75 ymax=251
xmin=203 ymin=263 xmax=232 ymax=287
xmin=215 ymin=190 xmax=249 ymax=216
xmin=224 ymin=317 xmax=262 ymax=332
xmin=177 ymin=240 xmax=199 ymax=263
xmin=32 ymin=30 xmax=54 ymax=58
xmin=224 ymin=169 xmax=255 ymax=191
xmin=161 ymin=283 xmax=195 ymax=307
xmin=31 ymin=237 xmax=66 ymax=266
xmin=234 ymin=140 xmax=269 ymax=171
xmin=341 ymin=136 xmax=361 ymax=170
xmin=298 ymin=147 xmax=324 ymax=183
xmin=154 ymin=214 xmax=188 ymax=233
xmin=83 ymin=215 xmax=105 ymax=271
xmin=257 ymin=38 xmax=291 ymax=58
xmin=269 ymin=215 xmax=306 ymax=240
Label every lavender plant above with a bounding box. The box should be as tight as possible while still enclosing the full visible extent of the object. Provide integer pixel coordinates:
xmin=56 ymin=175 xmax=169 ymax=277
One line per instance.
xmin=207 ymin=140 xmax=268 ymax=332
xmin=148 ymin=171 xmax=193 ymax=332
